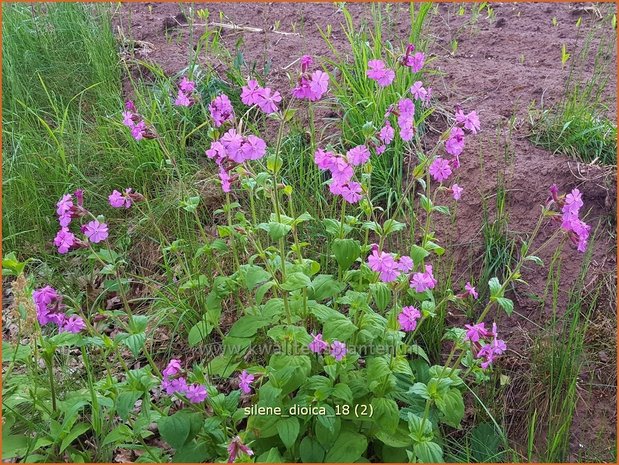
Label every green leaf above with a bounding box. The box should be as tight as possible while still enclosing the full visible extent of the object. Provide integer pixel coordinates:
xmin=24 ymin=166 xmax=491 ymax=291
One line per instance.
xmin=488 ymin=277 xmax=502 ymax=297
xmin=188 ymin=320 xmax=213 ymax=347
xmin=410 ymin=245 xmax=429 ymax=264
xmin=117 ymin=391 xmax=142 ymax=421
xmin=432 ymin=205 xmax=450 ymax=215
xmin=435 ymin=388 xmax=465 ymax=428
xmin=324 ymin=431 xmax=368 ymax=462
xmin=258 ymin=221 xmax=291 ymax=241
xmin=179 ymin=275 xmax=208 ymax=291
xmin=425 ymin=240 xmax=445 ymax=256
xmin=309 ymin=275 xmax=346 ymax=302
xmin=419 ymin=194 xmax=432 ymax=212
xmin=243 ymin=265 xmax=271 ymax=290
xmin=280 ymin=272 xmax=311 ymax=291
xmin=158 ymin=411 xmax=191 ymax=449
xmin=414 ymin=441 xmax=444 ymax=463
xmin=228 ymin=315 xmax=269 ymax=338
xmin=382 ymin=219 xmax=406 ymax=236
xmin=331 ymin=383 xmax=353 ymax=404
xmin=102 ymin=425 xmax=133 ymax=446
xmin=409 ymin=383 xmax=430 ymax=400
xmin=180 ymin=196 xmax=200 ymax=213
xmin=370 ymin=282 xmax=391 ymax=311
xmin=276 ymin=417 xmax=300 ymax=449
xmin=256 ymin=447 xmax=284 ymax=463
xmin=123 ymin=333 xmax=145 ymax=357
xmin=300 ymin=436 xmax=325 ymax=463
xmin=332 ymin=238 xmax=361 ymax=271
xmin=496 ymin=297 xmax=513 ymax=315
xmin=371 ymin=398 xmax=399 ymax=433
xmin=173 ymin=442 xmax=209 ymax=463
xmin=323 ymin=317 xmax=357 ymax=342
xmin=525 ymin=255 xmax=544 ymax=266
xmin=60 ymin=423 xmax=90 ymax=452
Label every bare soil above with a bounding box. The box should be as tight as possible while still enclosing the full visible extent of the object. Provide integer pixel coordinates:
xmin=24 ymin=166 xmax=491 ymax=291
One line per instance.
xmin=113 ymin=2 xmax=617 ymax=461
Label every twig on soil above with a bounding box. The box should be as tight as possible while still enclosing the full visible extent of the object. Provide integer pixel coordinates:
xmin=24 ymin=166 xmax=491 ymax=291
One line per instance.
xmin=189 ymin=21 xmax=301 ymax=37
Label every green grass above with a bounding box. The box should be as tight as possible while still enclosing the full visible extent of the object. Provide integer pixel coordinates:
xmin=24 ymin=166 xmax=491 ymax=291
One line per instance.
xmin=529 ymin=34 xmax=617 ymax=165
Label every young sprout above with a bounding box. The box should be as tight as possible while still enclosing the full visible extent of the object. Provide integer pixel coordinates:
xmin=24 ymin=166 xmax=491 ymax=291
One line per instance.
xmin=451 ymin=39 xmax=458 ymax=56
xmin=552 ymin=17 xmax=558 ymax=27
xmin=561 ymin=44 xmax=571 ymax=68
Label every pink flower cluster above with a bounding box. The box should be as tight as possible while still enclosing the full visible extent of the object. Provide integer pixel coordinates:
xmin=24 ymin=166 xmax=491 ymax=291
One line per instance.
xmin=401 ymin=43 xmax=425 ymax=72
xmin=33 ymin=286 xmax=86 ymax=333
xmin=375 ymin=120 xmax=395 ymax=154
xmin=465 ymin=322 xmax=507 ymax=369
xmin=549 ymin=186 xmax=591 ymax=252
xmin=398 ymin=305 xmax=421 ymax=332
xmin=410 ymin=264 xmax=437 ymax=293
xmin=367 ymin=59 xmax=395 ymax=87
xmin=410 ymin=81 xmax=432 ymax=106
xmin=108 ymin=188 xmax=142 ymax=209
xmin=314 ymin=148 xmax=365 ymax=204
xmin=241 ymin=79 xmax=282 ymax=114
xmin=174 ymin=77 xmax=197 ymax=107
xmin=208 ymin=94 xmax=235 ymax=127
xmin=54 ymin=191 xmax=110 ymax=254
xmin=367 ymin=246 xmax=413 ymax=283
xmin=308 ymin=333 xmax=347 ymax=361
xmin=238 ymin=370 xmax=254 ymax=394
xmin=206 ymin=128 xmax=267 ymax=192
xmin=396 ymin=98 xmax=415 ymax=142
xmin=161 ymin=359 xmax=208 ymax=403
xmin=122 ymin=100 xmax=154 ymax=141
xmin=292 ymin=55 xmax=329 ymax=101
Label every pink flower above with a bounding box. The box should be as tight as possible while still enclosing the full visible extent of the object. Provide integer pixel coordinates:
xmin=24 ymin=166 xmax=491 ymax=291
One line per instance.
xmin=241 ymin=79 xmax=263 ymax=106
xmin=56 ymin=194 xmax=74 ymax=227
xmin=162 ymin=359 xmax=182 ymax=378
xmin=366 ymin=59 xmax=395 ymax=87
xmin=455 ymin=109 xmax=480 ymax=134
xmin=404 ymin=51 xmax=425 ymax=72
xmin=397 ymin=98 xmax=415 ymax=142
xmin=333 ymin=181 xmax=363 ymax=204
xmin=239 ymin=370 xmax=254 ymax=394
xmin=206 ymin=141 xmax=227 ymax=163
xmin=33 ymin=286 xmax=64 ymax=325
xmin=108 ymin=189 xmax=132 ymax=208
xmin=174 ymin=90 xmax=191 ymax=107
xmin=398 ymin=305 xmax=421 ymax=332
xmin=410 ymin=81 xmax=428 ymax=101
xmin=219 ymin=167 xmax=232 ymax=193
xmin=59 ymin=315 xmax=86 ymax=333
xmin=367 ymin=248 xmax=399 ymax=282
xmin=309 ymin=70 xmax=329 ymax=100
xmin=445 ymin=127 xmax=465 ymax=156
xmin=378 ymin=121 xmax=395 ymax=145
xmin=83 ymin=220 xmax=109 ymax=243
xmin=227 ymin=436 xmax=254 ymax=463
xmin=241 ymin=135 xmax=267 ymax=161
xmin=125 ymin=100 xmax=136 ymax=112
xmin=300 ymin=55 xmax=313 ymax=72
xmin=465 ymin=282 xmax=478 ymax=299
xmin=164 ymin=377 xmax=189 ymax=395
xmin=559 ymin=188 xmax=590 ymax=252
xmin=256 ymin=87 xmax=282 ymax=114
xmin=54 ymin=228 xmax=76 ymax=254
xmin=429 ymin=157 xmax=452 ymax=182
xmin=451 ymin=183 xmax=463 ymax=200
xmin=563 ymin=188 xmax=584 ymax=215
xmin=309 ymin=333 xmax=329 ymax=353
xmin=314 ymin=148 xmax=337 ymax=170
xmin=179 ymin=77 xmax=196 ymax=93
xmin=221 ymin=129 xmax=245 ymax=162
xmin=186 ymin=384 xmax=208 ymax=403
xmin=476 ymin=323 xmax=507 ymax=369
xmin=131 ymin=121 xmax=147 ymax=140
xmin=464 ymin=322 xmax=489 ymax=342
xmin=122 ymin=111 xmax=135 ymax=127
xmin=396 ymin=255 xmax=414 ymax=273
xmin=346 ymin=145 xmax=371 ymax=166
xmin=209 ymin=94 xmax=235 ymax=127
xmin=329 ymin=157 xmax=354 ymax=184
xmin=410 ymin=265 xmax=437 ymax=293
xmin=331 ymin=340 xmax=347 ymax=361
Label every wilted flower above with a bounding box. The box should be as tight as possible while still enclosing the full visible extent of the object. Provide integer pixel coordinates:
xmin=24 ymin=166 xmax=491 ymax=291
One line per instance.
xmin=464 ymin=282 xmax=478 ymax=299
xmin=451 ymin=183 xmax=463 ymax=200
xmin=309 ymin=333 xmax=329 ymax=353
xmin=227 ymin=436 xmax=254 ymax=463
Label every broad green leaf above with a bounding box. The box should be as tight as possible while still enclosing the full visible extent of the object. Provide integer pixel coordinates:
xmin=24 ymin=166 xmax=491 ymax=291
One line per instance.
xmin=435 ymin=388 xmax=465 ymax=428
xmin=414 ymin=441 xmax=444 ymax=463
xmin=188 ymin=320 xmax=213 ymax=347
xmin=371 ymin=398 xmax=399 ymax=433
xmin=300 ymin=436 xmax=325 ymax=463
xmin=324 ymin=431 xmax=368 ymax=462
xmin=280 ymin=272 xmax=311 ymax=291
xmin=277 ymin=417 xmax=300 ymax=449
xmin=496 ymin=297 xmax=513 ymax=315
xmin=332 ymin=238 xmax=361 ymax=271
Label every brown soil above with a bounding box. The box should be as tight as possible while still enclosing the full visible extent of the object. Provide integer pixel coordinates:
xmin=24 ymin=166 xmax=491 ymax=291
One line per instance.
xmin=113 ymin=2 xmax=617 ymax=461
